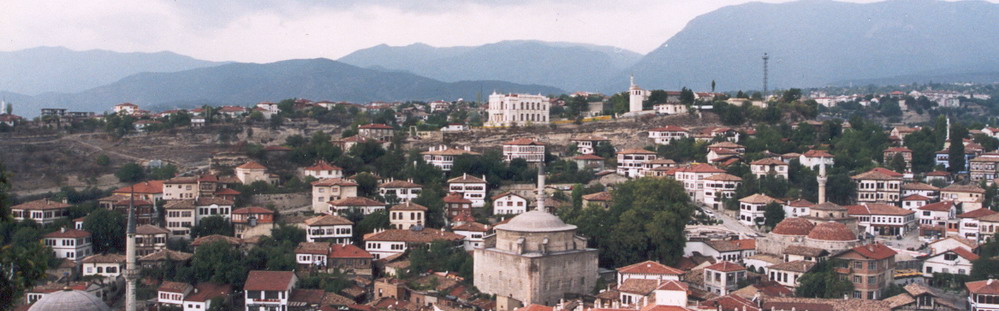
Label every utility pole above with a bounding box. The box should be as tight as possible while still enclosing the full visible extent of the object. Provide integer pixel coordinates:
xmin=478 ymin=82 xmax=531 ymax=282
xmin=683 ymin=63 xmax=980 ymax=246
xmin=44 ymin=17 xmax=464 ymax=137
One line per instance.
xmin=762 ymin=53 xmax=770 ymax=101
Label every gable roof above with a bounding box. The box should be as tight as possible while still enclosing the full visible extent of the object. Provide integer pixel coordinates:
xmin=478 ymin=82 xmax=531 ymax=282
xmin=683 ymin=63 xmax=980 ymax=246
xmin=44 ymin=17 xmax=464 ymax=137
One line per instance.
xmin=957 ymin=208 xmax=998 ymax=219
xmin=769 ymin=260 xmax=816 ymax=273
xmin=504 ymin=138 xmax=544 ymax=145
xmin=244 ymin=270 xmax=295 ymax=291
xmin=617 ymin=260 xmax=684 ymax=275
xmin=491 ymin=191 xmax=526 ymax=201
xmin=739 ymin=193 xmax=780 ymax=205
xmin=447 ymin=174 xmax=486 ymax=184
xmin=329 ymin=197 xmax=385 ymax=207
xmin=851 ymin=167 xmax=904 ymax=180
xmin=582 ymin=191 xmax=612 ymax=202
xmin=363 ymin=228 xmax=464 ymax=243
xmin=967 ymin=279 xmax=999 ymax=295
xmin=312 ymin=178 xmax=359 ymax=187
xmin=12 ymin=199 xmax=72 ymax=210
xmin=304 ymin=214 xmax=354 ymax=226
xmin=379 ymin=179 xmax=422 ymax=188
xmin=390 ymin=202 xmax=428 ymax=211
xmin=705 ymin=239 xmax=756 ymax=252
xmin=845 ymin=203 xmax=914 ymax=216
xmin=236 ymin=161 xmax=267 ymax=170
xmin=844 ymin=243 xmax=896 ymax=260
xmin=113 ymin=180 xmax=165 ymax=194
xmin=304 ymin=160 xmax=342 ymax=172
xmin=705 ymin=261 xmax=745 ymax=272
xmin=917 ymin=201 xmax=954 ymax=212
xmin=801 ymin=150 xmax=833 ymax=158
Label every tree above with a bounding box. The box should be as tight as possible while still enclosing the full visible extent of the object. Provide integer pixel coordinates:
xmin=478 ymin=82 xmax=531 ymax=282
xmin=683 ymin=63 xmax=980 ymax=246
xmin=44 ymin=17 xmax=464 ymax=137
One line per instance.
xmin=190 ymin=216 xmax=234 ymax=238
xmin=83 ymin=209 xmax=126 ymax=253
xmin=149 ymin=164 xmax=178 ymax=180
xmin=796 ymin=259 xmax=854 ymax=298
xmin=271 ymin=224 xmax=306 ymax=245
xmin=96 ymin=155 xmax=111 ymax=167
xmin=889 ymin=153 xmax=907 ymax=173
xmin=181 ymin=240 xmax=247 ymax=287
xmin=116 ymin=163 xmax=146 ymax=183
xmin=763 ymin=202 xmax=785 ymax=228
xmin=679 ymin=87 xmax=695 ymax=105
xmin=0 ymin=163 xmax=54 ymax=309
xmin=948 ymin=132 xmax=966 ymax=173
xmin=352 ymin=210 xmax=389 ymax=245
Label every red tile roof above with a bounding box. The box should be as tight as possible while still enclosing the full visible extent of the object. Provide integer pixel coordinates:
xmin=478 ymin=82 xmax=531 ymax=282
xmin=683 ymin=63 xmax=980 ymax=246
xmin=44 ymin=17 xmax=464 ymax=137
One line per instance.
xmin=958 ymin=208 xmax=998 ymax=219
xmin=772 ymin=218 xmax=815 ymax=236
xmin=447 ymin=174 xmax=486 ymax=184
xmin=852 ymin=167 xmax=904 ymax=180
xmin=845 ymin=203 xmax=914 ymax=216
xmin=573 ymin=154 xmax=605 ymax=160
xmin=11 ymin=199 xmax=72 ymax=210
xmin=902 ymin=194 xmax=930 ymax=201
xmin=329 ymin=197 xmax=385 ymax=206
xmin=214 ymin=188 xmax=242 ymax=195
xmin=649 ymin=125 xmax=688 ymax=132
xmin=304 ymin=214 xmax=353 ymax=226
xmin=617 ymin=148 xmax=656 ymax=154
xmin=158 ymin=281 xmax=193 ymax=293
xmin=967 ymin=279 xmax=999 ymax=295
xmin=186 ymin=282 xmax=232 ymax=302
xmin=884 ymin=147 xmax=912 ymax=153
xmin=848 ymin=243 xmax=897 ymax=260
xmin=330 ymin=244 xmax=373 ymax=259
xmin=617 ymin=260 xmax=684 ymax=275
xmin=312 ymin=178 xmax=359 ymax=187
xmin=452 ymin=222 xmax=488 ymax=232
xmin=504 ymin=138 xmax=544 ymax=145
xmin=442 ymin=193 xmax=472 ymax=204
xmin=290 ymin=288 xmax=326 ymax=304
xmin=390 ymin=202 xmax=428 ymax=211
xmin=113 ymin=180 xmax=165 ymax=194
xmin=705 ymin=261 xmax=745 ymax=272
xmin=236 ymin=161 xmax=267 ymax=170
xmin=244 ymin=270 xmax=296 ymax=291
xmin=358 ymin=123 xmax=393 ymax=129
xmin=44 ymin=228 xmax=91 ymax=239
xmin=947 ymin=247 xmax=980 ymax=261
xmin=363 ymin=228 xmax=464 ymax=243
xmin=379 ymin=180 xmax=422 ymax=188
xmin=582 ymin=191 xmax=612 ymax=202
xmin=918 ymin=201 xmax=954 ymax=212
xmin=807 ymin=222 xmax=856 ymax=241
xmin=232 ymin=206 xmax=274 ymax=215
xmin=802 ymin=150 xmax=833 ymax=158
xmin=785 ymin=199 xmax=814 ymax=207
xmin=751 ymin=158 xmax=788 ymax=166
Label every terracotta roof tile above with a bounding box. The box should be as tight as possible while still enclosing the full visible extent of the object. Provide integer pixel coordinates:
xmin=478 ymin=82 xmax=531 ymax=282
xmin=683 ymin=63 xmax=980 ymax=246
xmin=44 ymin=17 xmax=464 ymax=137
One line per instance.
xmin=617 ymin=260 xmax=684 ymax=275
xmin=807 ymin=222 xmax=856 ymax=241
xmin=232 ymin=206 xmax=274 ymax=214
xmin=186 ymin=282 xmax=232 ymax=302
xmin=244 ymin=270 xmax=295 ymax=291
xmin=363 ymin=228 xmax=464 ymax=243
xmin=705 ymin=261 xmax=745 ymax=272
xmin=504 ymin=138 xmax=544 ymax=145
xmin=772 ymin=218 xmax=815 ymax=236
xmin=12 ymin=199 xmax=72 ymax=210
xmin=452 ymin=222 xmax=488 ymax=232
xmin=582 ymin=191 xmax=612 ymax=202
xmin=140 ymin=249 xmax=192 ymax=262
xmin=918 ymin=201 xmax=954 ymax=212
xmin=44 ymin=228 xmax=91 ymax=239
xmin=304 ymin=160 xmax=342 ymax=171
xmin=769 ymin=260 xmax=816 ymax=273
xmin=845 ymin=243 xmax=897 ymax=260
xmin=304 ymin=214 xmax=353 ymax=226
xmin=81 ymin=253 xmax=125 ymax=263
xmin=851 ymin=167 xmax=904 ymax=180
xmin=390 ymin=202 xmax=428 ymax=211
xmin=158 ymin=281 xmax=193 ymax=293
xmin=967 ymin=279 xmax=999 ymax=295
xmin=112 ymin=180 xmax=165 ymax=194
xmin=958 ymin=208 xmax=998 ymax=219
xmin=378 ymin=180 xmax=422 ymax=188
xmin=330 ymin=244 xmax=373 ymax=259
xmin=329 ymin=197 xmax=385 ymax=206
xmin=236 ymin=161 xmax=267 ymax=170
xmin=312 ymin=178 xmax=359 ymax=187
xmin=845 ymin=203 xmax=914 ymax=216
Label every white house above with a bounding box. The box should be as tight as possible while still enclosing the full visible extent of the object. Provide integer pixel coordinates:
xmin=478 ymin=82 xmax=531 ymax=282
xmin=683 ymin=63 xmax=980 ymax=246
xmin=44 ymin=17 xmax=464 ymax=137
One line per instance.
xmin=448 ymin=174 xmax=488 ymax=208
xmin=902 ymin=183 xmax=940 ymax=201
xmin=303 ymin=160 xmax=343 ymax=180
xmin=739 ymin=194 xmax=781 ymax=226
xmin=43 ymin=228 xmax=93 ymax=262
xmin=673 ymin=164 xmax=727 ymax=203
xmin=852 ymin=168 xmax=904 ymax=205
xmin=967 ymin=279 xmax=999 ymax=311
xmin=194 ymin=197 xmax=233 ymax=223
xmin=683 ymin=239 xmax=757 ymax=263
xmin=616 ymin=148 xmax=657 ymax=178
xmin=571 ymin=135 xmax=610 ymax=155
xmin=703 ymin=261 xmax=747 ymax=296
xmin=917 ymin=201 xmax=955 ymax=230
xmin=363 ymin=228 xmax=464 ymax=259
xmin=378 ymin=179 xmax=422 ymax=203
xmin=750 ymin=158 xmax=789 ymax=179
xmin=452 ymin=222 xmax=489 ymax=251
xmin=303 ymin=214 xmax=353 ymax=244
xmin=492 ymin=192 xmax=529 ymax=215
xmin=648 ymin=126 xmax=690 ymax=145
xmin=164 ymin=200 xmax=196 ymax=238
xmin=485 ymin=92 xmax=549 ymax=127
xmin=311 ymin=178 xmax=359 ymax=214
xmin=799 ymin=150 xmax=834 ymax=169
xmin=328 ymin=197 xmax=386 ymax=215
xmin=928 ymin=236 xmax=978 ymax=255
xmin=846 ymin=203 xmax=917 ymax=237
xmin=924 ymin=248 xmax=978 ymax=277
xmin=502 ymin=138 xmax=546 ymax=163
xmin=244 ymin=270 xmax=297 ymax=311
xmin=901 ymin=194 xmax=931 ymax=211
xmin=235 ymin=161 xmax=277 ymax=185
xmin=703 ymin=174 xmax=742 ymax=210
xmin=422 ymin=145 xmax=481 ymax=172
xmin=81 ymin=254 xmax=126 ymax=279
xmin=767 ymin=260 xmax=815 ymax=290
xmin=163 ymin=176 xmax=199 ymax=200
xmin=388 ymin=202 xmax=427 ymax=230
xmin=654 ymin=103 xmax=688 ymax=115
xmin=783 ymin=199 xmax=814 ymax=219
xmin=957 ymin=208 xmax=998 ymax=242
xmin=616 ymin=260 xmax=684 ymax=286
xmin=11 ymin=199 xmax=71 ymax=225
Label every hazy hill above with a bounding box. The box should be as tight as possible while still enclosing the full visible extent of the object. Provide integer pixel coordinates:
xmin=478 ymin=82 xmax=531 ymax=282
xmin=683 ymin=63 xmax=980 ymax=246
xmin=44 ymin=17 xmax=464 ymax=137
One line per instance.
xmin=339 ymin=40 xmax=642 ymax=92
xmin=17 ymin=58 xmax=562 ymax=117
xmin=0 ymin=47 xmax=224 ymax=95
xmin=615 ymin=0 xmax=999 ymax=93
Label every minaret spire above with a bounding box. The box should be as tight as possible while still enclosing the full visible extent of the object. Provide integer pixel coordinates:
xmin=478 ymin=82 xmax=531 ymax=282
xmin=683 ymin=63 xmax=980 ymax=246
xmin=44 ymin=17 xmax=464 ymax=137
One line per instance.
xmin=125 ymin=185 xmax=138 ymax=311
xmin=817 ymin=158 xmax=828 ymax=204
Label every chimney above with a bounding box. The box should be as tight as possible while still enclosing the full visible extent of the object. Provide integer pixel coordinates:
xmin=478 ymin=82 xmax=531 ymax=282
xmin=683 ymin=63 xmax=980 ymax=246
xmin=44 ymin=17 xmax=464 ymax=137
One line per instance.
xmin=61 ymin=227 xmax=66 ymax=233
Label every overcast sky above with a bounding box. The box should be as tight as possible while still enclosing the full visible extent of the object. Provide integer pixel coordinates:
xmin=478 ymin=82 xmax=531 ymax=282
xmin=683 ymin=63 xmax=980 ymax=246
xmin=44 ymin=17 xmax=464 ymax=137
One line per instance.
xmin=0 ymin=0 xmax=963 ymax=63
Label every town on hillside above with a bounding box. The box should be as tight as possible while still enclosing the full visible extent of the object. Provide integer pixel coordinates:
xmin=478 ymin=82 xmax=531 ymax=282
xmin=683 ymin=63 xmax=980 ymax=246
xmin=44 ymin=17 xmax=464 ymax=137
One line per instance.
xmin=5 ymin=79 xmax=999 ymax=311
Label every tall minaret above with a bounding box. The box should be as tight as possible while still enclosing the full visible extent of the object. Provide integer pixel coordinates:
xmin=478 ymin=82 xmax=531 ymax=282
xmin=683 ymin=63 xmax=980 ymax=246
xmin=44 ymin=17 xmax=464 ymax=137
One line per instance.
xmin=125 ymin=187 xmax=138 ymax=311
xmin=817 ymin=158 xmax=828 ymax=204
xmin=537 ymin=163 xmax=547 ymax=213
xmin=628 ymin=75 xmax=644 ymax=113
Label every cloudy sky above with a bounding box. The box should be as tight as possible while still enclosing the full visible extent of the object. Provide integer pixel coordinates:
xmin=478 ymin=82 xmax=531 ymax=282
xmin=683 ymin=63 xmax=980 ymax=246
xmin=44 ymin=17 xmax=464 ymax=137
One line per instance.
xmin=0 ymin=0 xmax=934 ymax=63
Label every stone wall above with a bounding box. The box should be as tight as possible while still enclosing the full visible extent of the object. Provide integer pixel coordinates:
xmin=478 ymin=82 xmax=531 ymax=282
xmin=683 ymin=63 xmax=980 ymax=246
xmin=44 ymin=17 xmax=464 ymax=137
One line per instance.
xmin=250 ymin=193 xmax=311 ymax=210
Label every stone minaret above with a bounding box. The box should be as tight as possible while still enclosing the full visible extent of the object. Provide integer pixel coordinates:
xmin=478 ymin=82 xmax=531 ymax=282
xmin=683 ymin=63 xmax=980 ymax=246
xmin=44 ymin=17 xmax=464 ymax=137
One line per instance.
xmin=628 ymin=75 xmax=645 ymax=113
xmin=817 ymin=159 xmax=828 ymax=204
xmin=537 ymin=163 xmax=547 ymax=213
xmin=125 ymin=187 xmax=138 ymax=311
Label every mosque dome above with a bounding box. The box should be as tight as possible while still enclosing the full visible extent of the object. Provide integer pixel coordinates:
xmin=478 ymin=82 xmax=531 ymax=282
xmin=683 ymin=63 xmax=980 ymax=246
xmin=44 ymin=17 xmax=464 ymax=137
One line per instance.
xmin=495 ymin=210 xmax=576 ymax=233
xmin=28 ymin=289 xmax=111 ymax=311
xmin=807 ymin=222 xmax=857 ymax=241
xmin=771 ymin=218 xmax=815 ymax=236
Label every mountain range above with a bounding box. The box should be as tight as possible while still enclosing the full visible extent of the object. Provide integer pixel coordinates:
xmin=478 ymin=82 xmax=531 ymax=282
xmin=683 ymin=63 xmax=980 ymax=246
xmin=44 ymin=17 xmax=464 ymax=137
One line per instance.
xmin=3 ymin=0 xmax=998 ymax=117
xmin=9 ymin=59 xmax=561 ymax=117
xmin=338 ymin=40 xmax=642 ymax=92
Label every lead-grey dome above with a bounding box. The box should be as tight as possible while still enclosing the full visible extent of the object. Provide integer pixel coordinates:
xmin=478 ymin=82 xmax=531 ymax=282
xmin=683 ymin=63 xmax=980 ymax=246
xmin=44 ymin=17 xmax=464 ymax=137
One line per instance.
xmin=29 ymin=290 xmax=111 ymax=311
xmin=495 ymin=210 xmax=576 ymax=232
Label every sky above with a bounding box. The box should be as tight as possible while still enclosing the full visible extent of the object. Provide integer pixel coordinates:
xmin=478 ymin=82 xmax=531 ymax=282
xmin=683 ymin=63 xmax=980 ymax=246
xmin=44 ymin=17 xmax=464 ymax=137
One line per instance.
xmin=0 ymin=0 xmax=960 ymax=63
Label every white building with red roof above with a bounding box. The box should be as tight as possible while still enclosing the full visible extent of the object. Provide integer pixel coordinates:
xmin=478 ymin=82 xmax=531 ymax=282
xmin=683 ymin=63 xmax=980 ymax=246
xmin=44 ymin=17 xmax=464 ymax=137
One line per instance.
xmin=452 ymin=221 xmax=489 ymax=251
xmin=11 ymin=199 xmax=72 ymax=225
xmin=244 ymin=270 xmax=298 ymax=311
xmin=389 ymin=202 xmax=427 ymax=230
xmin=503 ymin=138 xmax=546 ymax=163
xmin=311 ymin=178 xmax=359 ymax=213
xmin=846 ymin=203 xmax=916 ymax=236
xmin=916 ymin=201 xmax=955 ymax=231
xmin=940 ymin=183 xmax=986 ymax=212
xmin=303 ymin=160 xmax=343 ymax=179
xmin=902 ymin=182 xmax=940 ymax=201
xmin=571 ymin=135 xmax=610 ymax=155
xmin=616 ymin=260 xmax=684 ymax=286
xmin=957 ymin=208 xmax=998 ymax=241
xmin=923 ymin=247 xmax=977 ymax=277
xmin=901 ymin=194 xmax=931 ymax=210
xmin=422 ymin=145 xmax=481 ymax=172
xmin=648 ymin=126 xmax=690 ymax=145
xmin=703 ymin=261 xmax=746 ymax=295
xmin=81 ymin=253 xmax=125 ymax=279
xmin=112 ymin=180 xmax=165 ymax=202
xmin=783 ymin=199 xmax=814 ymax=219
xmin=852 ymin=168 xmax=904 ymax=205
xmin=485 ymin=92 xmax=550 ymax=127
xmin=358 ymin=123 xmax=394 ymax=141
xmin=448 ymin=173 xmax=488 ymax=208
xmin=798 ymin=150 xmax=834 ymax=169
xmin=235 ymin=161 xmax=277 ymax=185
xmin=328 ymin=197 xmax=386 ymax=216
xmin=739 ymin=194 xmax=782 ymax=226
xmin=363 ymin=227 xmax=464 ymax=259
xmin=673 ymin=164 xmax=726 ymax=203
xmin=378 ymin=179 xmax=422 ymax=203
xmin=616 ymin=149 xmax=657 ymax=178
xmin=750 ymin=158 xmax=789 ymax=179
xmin=303 ymin=214 xmax=353 ymax=244
xmin=492 ymin=192 xmax=529 ymax=215
xmin=113 ymin=102 xmax=138 ymax=114
xmin=163 ymin=176 xmax=199 ymax=200
xmin=44 ymin=227 xmax=93 ymax=262
xmin=967 ymin=279 xmax=999 ymax=311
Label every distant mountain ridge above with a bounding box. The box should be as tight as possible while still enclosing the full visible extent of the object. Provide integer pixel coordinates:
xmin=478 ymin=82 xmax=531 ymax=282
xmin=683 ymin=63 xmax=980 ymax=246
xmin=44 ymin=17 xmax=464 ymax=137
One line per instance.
xmin=617 ymin=0 xmax=999 ymax=93
xmin=339 ymin=40 xmax=642 ymax=92
xmin=11 ymin=58 xmax=562 ymax=118
xmin=0 ymin=46 xmax=224 ymax=95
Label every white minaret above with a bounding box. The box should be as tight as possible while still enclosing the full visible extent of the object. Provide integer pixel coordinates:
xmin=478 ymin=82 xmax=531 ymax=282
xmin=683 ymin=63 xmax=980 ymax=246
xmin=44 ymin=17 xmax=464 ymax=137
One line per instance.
xmin=817 ymin=158 xmax=828 ymax=204
xmin=1 ymin=100 xmax=6 ymax=115
xmin=628 ymin=75 xmax=645 ymax=113
xmin=125 ymin=187 xmax=138 ymax=311
xmin=537 ymin=163 xmax=547 ymax=213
